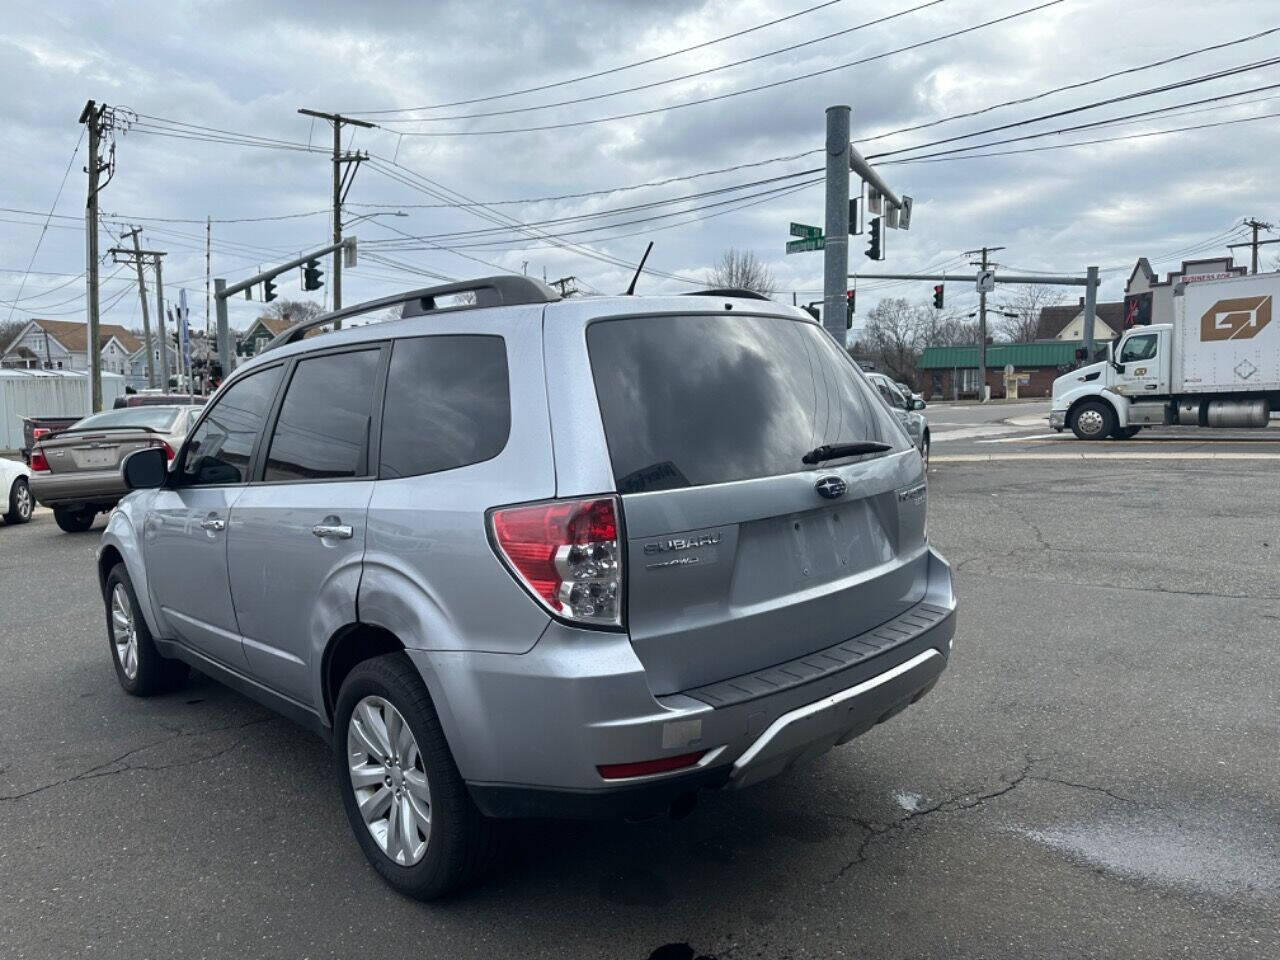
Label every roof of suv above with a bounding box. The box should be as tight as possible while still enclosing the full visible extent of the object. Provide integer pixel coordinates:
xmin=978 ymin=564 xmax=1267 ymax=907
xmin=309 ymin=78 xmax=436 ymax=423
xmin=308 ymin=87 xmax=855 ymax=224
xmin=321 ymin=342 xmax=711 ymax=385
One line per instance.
xmin=228 ymin=277 xmax=815 ymax=381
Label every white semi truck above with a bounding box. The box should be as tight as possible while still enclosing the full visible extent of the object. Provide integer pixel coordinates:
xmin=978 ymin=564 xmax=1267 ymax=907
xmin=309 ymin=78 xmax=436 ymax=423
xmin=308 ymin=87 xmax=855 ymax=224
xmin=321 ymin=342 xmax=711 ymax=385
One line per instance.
xmin=1050 ymin=271 xmax=1280 ymax=439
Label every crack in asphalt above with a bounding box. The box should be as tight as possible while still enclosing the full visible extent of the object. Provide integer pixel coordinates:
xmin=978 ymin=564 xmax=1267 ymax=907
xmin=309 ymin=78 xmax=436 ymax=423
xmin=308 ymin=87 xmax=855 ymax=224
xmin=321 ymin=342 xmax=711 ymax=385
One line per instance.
xmin=827 ymin=757 xmax=1135 ymax=880
xmin=0 ymin=716 xmax=271 ymax=802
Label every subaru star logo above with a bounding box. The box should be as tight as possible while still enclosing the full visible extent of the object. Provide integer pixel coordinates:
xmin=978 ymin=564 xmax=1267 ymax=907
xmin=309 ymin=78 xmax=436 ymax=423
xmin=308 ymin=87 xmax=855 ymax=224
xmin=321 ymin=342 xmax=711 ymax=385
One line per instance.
xmin=815 ymin=476 xmax=847 ymax=499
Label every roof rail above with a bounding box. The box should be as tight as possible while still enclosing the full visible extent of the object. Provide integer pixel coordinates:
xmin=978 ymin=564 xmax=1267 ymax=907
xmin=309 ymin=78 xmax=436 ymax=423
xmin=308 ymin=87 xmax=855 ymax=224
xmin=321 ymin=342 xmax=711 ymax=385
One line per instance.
xmin=687 ymin=288 xmax=773 ymax=302
xmin=263 ymin=276 xmax=560 ymax=351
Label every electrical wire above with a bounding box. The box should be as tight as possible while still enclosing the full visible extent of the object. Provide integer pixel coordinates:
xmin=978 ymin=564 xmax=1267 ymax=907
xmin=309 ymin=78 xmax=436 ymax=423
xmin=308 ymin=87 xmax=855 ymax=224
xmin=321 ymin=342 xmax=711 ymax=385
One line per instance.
xmin=865 ymin=57 xmax=1280 ymax=160
xmin=385 ymin=1 xmax=1067 ymax=136
xmin=372 ymin=0 xmax=952 ymax=123
xmin=5 ymin=130 xmax=85 ymax=324
xmin=346 ymin=0 xmax=851 ymax=113
xmin=881 ymin=109 xmax=1280 ymax=164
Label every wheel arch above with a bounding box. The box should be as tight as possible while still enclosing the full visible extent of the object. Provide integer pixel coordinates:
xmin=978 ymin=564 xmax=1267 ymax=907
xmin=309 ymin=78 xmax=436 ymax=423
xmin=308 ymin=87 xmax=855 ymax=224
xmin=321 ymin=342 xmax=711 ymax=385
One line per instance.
xmin=321 ymin=622 xmax=406 ymax=724
xmin=1067 ymin=393 xmax=1119 ymax=425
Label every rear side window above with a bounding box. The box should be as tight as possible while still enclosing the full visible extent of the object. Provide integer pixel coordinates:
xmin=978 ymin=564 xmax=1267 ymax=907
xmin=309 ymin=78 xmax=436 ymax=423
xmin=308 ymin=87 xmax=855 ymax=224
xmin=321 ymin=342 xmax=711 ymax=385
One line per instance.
xmin=264 ymin=350 xmax=381 ymax=482
xmin=182 ymin=366 xmax=283 ymax=485
xmin=588 ymin=314 xmax=892 ymax=494
xmin=378 ymin=335 xmax=511 ymax=479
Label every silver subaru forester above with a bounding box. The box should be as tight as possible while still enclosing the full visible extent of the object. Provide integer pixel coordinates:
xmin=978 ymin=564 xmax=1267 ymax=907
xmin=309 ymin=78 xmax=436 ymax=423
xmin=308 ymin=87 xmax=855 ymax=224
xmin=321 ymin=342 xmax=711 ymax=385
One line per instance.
xmin=98 ymin=277 xmax=956 ymax=899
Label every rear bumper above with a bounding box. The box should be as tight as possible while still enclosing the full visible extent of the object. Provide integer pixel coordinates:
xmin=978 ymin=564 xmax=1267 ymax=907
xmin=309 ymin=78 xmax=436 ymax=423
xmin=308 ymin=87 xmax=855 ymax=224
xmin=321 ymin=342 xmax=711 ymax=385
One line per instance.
xmin=412 ymin=548 xmax=956 ymax=819
xmin=28 ymin=469 xmax=126 ymax=508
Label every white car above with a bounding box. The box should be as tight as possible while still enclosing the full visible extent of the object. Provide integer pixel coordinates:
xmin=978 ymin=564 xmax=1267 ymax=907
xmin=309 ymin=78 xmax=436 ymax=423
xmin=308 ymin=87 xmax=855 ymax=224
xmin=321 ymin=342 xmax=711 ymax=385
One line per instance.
xmin=2 ymin=457 xmax=33 ymax=525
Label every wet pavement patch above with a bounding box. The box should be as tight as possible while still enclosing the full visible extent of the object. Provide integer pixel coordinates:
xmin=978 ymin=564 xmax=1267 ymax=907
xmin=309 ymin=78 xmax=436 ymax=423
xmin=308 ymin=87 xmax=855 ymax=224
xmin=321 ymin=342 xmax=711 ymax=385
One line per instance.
xmin=1021 ymin=809 xmax=1280 ymax=897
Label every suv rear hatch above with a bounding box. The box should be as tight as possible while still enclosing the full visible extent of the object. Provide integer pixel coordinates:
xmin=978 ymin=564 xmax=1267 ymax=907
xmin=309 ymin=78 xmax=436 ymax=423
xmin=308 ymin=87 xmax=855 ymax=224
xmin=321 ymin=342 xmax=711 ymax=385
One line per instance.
xmin=587 ymin=311 xmax=927 ymax=695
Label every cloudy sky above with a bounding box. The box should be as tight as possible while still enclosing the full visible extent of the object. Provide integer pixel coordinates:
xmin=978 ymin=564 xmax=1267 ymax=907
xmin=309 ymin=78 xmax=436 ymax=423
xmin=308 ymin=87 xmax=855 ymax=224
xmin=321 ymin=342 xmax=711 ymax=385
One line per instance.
xmin=2 ymin=0 xmax=1277 ymax=337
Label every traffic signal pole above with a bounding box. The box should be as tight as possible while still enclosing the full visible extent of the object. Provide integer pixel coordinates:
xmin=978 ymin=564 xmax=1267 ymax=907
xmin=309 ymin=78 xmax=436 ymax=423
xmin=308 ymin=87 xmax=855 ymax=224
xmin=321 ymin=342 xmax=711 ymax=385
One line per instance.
xmin=213 ymin=238 xmax=354 ymax=383
xmin=822 ymin=106 xmax=851 ymax=344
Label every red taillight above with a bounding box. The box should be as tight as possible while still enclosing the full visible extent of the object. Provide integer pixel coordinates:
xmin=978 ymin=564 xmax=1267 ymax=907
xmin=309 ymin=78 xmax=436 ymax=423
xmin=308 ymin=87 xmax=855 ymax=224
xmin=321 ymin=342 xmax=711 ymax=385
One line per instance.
xmin=152 ymin=439 xmax=175 ymax=461
xmin=489 ymin=496 xmax=622 ymax=627
xmin=598 ymin=751 xmax=706 ymax=781
xmin=29 ymin=446 xmax=49 ymax=472
xmin=32 ymin=427 xmax=50 ymax=442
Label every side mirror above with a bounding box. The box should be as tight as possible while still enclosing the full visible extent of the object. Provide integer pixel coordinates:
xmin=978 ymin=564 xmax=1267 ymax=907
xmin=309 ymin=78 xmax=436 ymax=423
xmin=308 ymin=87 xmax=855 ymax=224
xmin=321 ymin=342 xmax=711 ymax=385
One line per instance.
xmin=121 ymin=446 xmax=168 ymax=490
xmin=912 ymin=398 xmax=926 ymax=410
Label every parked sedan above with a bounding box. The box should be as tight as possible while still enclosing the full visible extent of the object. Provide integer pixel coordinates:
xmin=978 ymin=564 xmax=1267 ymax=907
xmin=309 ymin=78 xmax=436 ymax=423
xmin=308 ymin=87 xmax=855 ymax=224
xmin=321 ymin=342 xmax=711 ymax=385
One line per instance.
xmin=29 ymin=405 xmax=202 ymax=532
xmin=866 ymin=372 xmax=930 ymax=465
xmin=2 ymin=457 xmax=33 ymax=525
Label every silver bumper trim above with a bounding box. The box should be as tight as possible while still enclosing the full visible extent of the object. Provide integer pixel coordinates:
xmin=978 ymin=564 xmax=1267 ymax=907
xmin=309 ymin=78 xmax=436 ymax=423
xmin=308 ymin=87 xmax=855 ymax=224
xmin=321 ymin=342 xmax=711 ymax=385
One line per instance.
xmin=730 ymin=648 xmax=945 ymax=788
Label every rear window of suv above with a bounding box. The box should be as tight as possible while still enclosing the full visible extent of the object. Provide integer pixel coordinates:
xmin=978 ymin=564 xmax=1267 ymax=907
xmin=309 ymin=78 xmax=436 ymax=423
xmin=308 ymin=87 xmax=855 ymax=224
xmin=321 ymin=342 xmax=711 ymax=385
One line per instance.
xmin=587 ymin=313 xmax=894 ymax=494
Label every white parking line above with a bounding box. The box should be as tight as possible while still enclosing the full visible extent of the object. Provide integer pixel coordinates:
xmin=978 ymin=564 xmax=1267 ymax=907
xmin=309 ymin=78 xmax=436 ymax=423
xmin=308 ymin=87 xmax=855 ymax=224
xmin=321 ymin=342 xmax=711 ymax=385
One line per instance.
xmin=935 ymin=451 xmax=1280 ymax=462
xmin=977 ymin=433 xmax=1064 ymax=443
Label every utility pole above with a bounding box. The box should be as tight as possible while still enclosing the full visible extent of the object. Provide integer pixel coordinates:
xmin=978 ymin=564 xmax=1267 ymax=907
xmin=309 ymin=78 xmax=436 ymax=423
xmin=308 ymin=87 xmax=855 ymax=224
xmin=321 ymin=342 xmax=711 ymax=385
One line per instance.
xmin=823 ymin=105 xmax=851 ymax=344
xmin=297 ymin=108 xmax=374 ymax=327
xmin=123 ymin=228 xmax=156 ymax=388
xmin=153 ymin=253 xmax=170 ymax=389
xmin=79 ymin=100 xmax=105 ymax=412
xmin=1243 ymin=218 xmax=1273 ymax=274
xmin=205 ymin=215 xmax=212 ymax=334
xmin=965 ymin=245 xmax=1005 ymax=402
xmin=1081 ymin=264 xmax=1099 ymax=357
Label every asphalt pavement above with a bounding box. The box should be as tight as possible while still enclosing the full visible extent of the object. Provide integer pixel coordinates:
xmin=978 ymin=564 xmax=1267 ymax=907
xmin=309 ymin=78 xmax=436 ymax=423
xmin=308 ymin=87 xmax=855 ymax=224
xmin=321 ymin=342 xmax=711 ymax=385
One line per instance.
xmin=928 ymin=398 xmax=1280 ymax=457
xmin=1 ymin=457 xmax=1277 ymax=959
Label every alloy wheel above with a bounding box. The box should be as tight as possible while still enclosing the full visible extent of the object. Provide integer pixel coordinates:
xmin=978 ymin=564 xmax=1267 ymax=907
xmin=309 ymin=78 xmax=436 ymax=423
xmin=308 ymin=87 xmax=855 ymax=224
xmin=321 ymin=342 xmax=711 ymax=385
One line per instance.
xmin=110 ymin=583 xmax=139 ymax=680
xmin=347 ymin=695 xmax=431 ymax=866
xmin=15 ymin=481 xmax=32 ymax=519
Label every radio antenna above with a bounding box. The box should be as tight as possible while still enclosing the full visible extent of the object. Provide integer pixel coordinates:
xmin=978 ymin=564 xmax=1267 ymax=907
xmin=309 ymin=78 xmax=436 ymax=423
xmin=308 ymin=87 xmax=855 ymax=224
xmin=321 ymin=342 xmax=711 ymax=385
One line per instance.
xmin=625 ymin=242 xmax=654 ymax=296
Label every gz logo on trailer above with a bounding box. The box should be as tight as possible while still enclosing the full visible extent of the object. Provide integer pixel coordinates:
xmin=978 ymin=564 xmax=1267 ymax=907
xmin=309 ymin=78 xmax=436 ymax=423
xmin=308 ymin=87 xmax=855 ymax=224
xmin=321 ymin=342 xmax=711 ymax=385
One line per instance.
xmin=1200 ymin=295 xmax=1272 ymax=342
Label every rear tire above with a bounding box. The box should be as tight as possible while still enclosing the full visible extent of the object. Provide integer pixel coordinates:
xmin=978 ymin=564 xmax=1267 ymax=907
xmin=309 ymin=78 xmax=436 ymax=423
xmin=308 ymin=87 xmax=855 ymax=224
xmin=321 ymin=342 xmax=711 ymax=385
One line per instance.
xmin=1069 ymin=400 xmax=1115 ymax=441
xmin=4 ymin=477 xmax=32 ymax=524
xmin=54 ymin=505 xmax=96 ymax=533
xmin=103 ymin=564 xmax=189 ymax=696
xmin=334 ymin=653 xmax=502 ymax=900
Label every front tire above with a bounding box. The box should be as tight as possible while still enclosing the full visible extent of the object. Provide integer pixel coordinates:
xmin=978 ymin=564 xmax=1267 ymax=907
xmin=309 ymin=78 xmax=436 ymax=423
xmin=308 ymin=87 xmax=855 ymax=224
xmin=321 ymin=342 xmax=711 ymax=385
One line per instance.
xmin=1069 ymin=400 xmax=1115 ymax=441
xmin=103 ymin=564 xmax=189 ymax=696
xmin=4 ymin=477 xmax=33 ymax=524
xmin=1111 ymin=425 xmax=1142 ymax=440
xmin=335 ymin=653 xmax=501 ymax=900
xmin=54 ymin=505 xmax=96 ymax=533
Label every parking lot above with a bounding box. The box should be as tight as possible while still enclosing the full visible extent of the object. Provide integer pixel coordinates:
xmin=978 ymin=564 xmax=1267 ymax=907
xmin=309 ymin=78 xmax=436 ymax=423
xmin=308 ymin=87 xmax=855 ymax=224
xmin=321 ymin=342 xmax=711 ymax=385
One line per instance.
xmin=2 ymin=440 xmax=1278 ymax=959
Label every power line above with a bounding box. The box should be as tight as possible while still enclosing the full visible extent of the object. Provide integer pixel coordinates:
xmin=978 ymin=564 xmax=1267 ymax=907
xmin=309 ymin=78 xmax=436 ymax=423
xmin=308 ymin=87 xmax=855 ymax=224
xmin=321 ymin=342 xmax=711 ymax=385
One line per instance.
xmin=854 ymin=25 xmax=1280 ymax=147
xmin=5 ymin=130 xmax=84 ymax=324
xmin=384 ymin=1 xmax=1067 ymax=137
xmin=882 ymin=109 xmax=1280 ymax=165
xmin=371 ymin=0 xmax=952 ymax=123
xmin=346 ymin=0 xmax=851 ymax=113
xmin=866 ymin=56 xmax=1280 ymax=161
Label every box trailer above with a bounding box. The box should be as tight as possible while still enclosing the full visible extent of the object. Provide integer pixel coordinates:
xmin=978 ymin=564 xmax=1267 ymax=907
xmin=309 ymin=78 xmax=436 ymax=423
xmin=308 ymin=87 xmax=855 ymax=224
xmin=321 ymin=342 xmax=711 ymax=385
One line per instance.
xmin=1049 ymin=271 xmax=1279 ymax=438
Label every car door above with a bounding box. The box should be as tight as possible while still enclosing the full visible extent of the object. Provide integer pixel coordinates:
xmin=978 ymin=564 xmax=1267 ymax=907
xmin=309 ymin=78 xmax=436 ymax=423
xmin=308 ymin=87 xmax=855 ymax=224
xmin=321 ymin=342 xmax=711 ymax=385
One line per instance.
xmin=1115 ymin=330 xmax=1166 ymax=396
xmin=226 ymin=346 xmax=385 ymax=706
xmin=145 ymin=364 xmax=285 ymax=669
xmin=873 ymin=376 xmax=920 ymax=447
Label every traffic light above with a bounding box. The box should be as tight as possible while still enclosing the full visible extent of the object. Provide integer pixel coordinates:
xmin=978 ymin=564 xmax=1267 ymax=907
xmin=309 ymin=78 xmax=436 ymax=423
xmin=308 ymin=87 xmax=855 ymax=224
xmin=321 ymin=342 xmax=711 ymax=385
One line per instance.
xmin=263 ymin=276 xmax=278 ymax=302
xmin=303 ymin=259 xmax=324 ymax=291
xmin=846 ymin=289 xmax=856 ymax=328
xmin=933 ymin=284 xmax=944 ymax=309
xmin=866 ymin=217 xmax=882 ymax=260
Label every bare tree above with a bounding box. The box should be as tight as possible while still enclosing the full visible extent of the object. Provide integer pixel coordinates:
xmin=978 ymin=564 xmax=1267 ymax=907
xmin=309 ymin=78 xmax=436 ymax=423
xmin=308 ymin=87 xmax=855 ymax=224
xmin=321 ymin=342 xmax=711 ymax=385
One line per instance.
xmin=707 ymin=248 xmax=776 ymax=296
xmin=263 ymin=299 xmax=325 ymax=324
xmin=995 ymin=284 xmax=1066 ymax=343
xmin=862 ymin=297 xmax=932 ymax=382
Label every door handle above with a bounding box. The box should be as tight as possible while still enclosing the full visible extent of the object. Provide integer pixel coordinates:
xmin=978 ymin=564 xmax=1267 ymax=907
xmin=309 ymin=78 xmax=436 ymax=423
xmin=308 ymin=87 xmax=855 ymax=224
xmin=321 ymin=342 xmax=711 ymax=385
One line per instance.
xmin=200 ymin=516 xmax=226 ymax=532
xmin=312 ymin=522 xmax=353 ymax=540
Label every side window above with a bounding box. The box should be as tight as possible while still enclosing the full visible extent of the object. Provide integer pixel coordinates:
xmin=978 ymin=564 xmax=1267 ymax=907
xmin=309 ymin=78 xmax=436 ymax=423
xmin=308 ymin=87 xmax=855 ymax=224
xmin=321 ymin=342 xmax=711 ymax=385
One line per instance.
xmin=379 ymin=335 xmax=511 ymax=479
xmin=181 ymin=366 xmax=283 ymax=485
xmin=1120 ymin=334 xmax=1157 ymax=363
xmin=264 ymin=349 xmax=381 ymax=482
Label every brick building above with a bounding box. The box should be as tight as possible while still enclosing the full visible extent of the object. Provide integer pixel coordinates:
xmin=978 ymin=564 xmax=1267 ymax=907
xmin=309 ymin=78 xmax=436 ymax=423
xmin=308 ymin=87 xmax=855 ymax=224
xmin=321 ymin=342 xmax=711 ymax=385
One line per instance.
xmin=917 ymin=340 xmax=1089 ymax=400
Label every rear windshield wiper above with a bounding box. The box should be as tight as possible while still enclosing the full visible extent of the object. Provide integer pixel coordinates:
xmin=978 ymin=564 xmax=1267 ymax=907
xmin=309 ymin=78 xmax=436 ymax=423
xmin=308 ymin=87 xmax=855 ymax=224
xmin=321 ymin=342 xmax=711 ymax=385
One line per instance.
xmin=802 ymin=441 xmax=892 ymax=465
